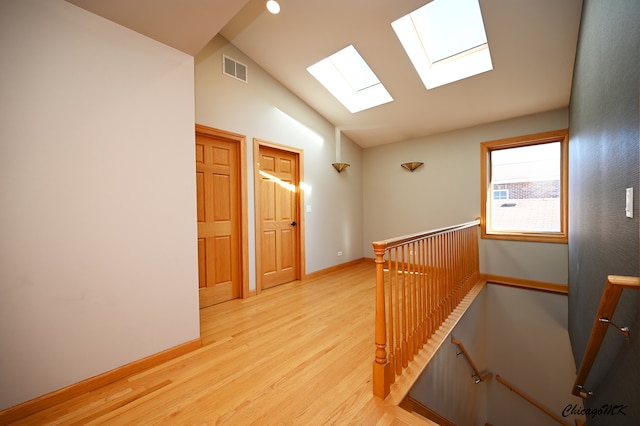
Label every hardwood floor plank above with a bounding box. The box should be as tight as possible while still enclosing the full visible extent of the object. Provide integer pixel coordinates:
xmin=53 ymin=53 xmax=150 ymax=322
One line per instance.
xmin=11 ymin=261 xmax=445 ymax=425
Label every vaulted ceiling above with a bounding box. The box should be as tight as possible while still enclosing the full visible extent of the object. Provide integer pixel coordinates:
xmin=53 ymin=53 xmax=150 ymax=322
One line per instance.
xmin=66 ymin=0 xmax=583 ymax=148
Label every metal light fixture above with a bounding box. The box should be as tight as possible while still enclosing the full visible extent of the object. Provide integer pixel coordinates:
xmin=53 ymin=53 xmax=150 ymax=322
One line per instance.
xmin=332 ymin=163 xmax=350 ymax=173
xmin=401 ymin=161 xmax=424 ymax=172
xmin=332 ymin=127 xmax=350 ymax=173
xmin=266 ymin=0 xmax=280 ymax=14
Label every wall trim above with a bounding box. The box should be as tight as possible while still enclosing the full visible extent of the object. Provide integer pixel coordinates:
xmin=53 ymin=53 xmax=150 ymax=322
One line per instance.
xmin=0 ymin=338 xmax=202 ymax=424
xmin=481 ymin=273 xmax=568 ymax=295
xmin=304 ymin=258 xmax=369 ymax=281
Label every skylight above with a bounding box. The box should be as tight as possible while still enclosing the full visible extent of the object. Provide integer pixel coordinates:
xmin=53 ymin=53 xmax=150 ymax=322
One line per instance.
xmin=307 ymin=45 xmax=393 ymax=113
xmin=392 ymin=0 xmax=493 ymax=90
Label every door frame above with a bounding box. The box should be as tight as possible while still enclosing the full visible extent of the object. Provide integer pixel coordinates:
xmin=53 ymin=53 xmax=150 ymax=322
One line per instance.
xmin=195 ymin=124 xmax=250 ymax=299
xmin=253 ymin=139 xmax=306 ymax=294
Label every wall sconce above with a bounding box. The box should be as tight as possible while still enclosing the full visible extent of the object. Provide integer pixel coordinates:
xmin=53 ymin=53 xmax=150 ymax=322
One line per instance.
xmin=332 ymin=162 xmax=350 ymax=173
xmin=401 ymin=162 xmax=424 ymax=172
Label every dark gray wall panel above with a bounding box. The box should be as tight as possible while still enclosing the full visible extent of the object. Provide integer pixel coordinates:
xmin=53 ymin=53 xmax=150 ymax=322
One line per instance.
xmin=568 ymin=0 xmax=639 ymax=423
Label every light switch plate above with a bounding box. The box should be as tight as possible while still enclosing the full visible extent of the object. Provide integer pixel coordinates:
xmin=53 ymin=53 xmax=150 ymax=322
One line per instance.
xmin=626 ymin=187 xmax=633 ymax=218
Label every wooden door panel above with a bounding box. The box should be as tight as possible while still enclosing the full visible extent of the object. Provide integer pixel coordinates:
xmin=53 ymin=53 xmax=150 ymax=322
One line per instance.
xmin=261 ymin=179 xmax=276 ymax=221
xmin=198 ymin=238 xmax=206 ymax=289
xmin=278 ymin=157 xmax=292 ymax=173
xmin=212 ymin=146 xmax=229 ymax=166
xmin=199 ymin=281 xmax=234 ymax=308
xmin=196 ymin=144 xmax=205 ymax=163
xmin=213 ymin=236 xmax=232 ymax=284
xmin=262 ymin=230 xmax=277 ymax=274
xmin=212 ymin=174 xmax=231 ymax=221
xmin=196 ymin=172 xmax=205 ymax=222
xmin=281 ymin=229 xmax=294 ymax=269
xmin=258 ymin=146 xmax=299 ymax=289
xmin=196 ymin=131 xmax=240 ymax=308
xmin=279 ymin=180 xmax=294 ymax=222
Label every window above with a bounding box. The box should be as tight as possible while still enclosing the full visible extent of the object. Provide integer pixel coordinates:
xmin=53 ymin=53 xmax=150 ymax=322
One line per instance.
xmin=391 ymin=0 xmax=492 ymax=90
xmin=480 ymin=129 xmax=568 ymax=243
xmin=493 ymin=189 xmax=509 ymax=200
xmin=307 ymin=45 xmax=393 ymax=113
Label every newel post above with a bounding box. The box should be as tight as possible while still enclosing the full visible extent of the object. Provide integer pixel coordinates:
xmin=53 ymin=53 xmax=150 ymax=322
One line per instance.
xmin=372 ymin=242 xmax=391 ymax=398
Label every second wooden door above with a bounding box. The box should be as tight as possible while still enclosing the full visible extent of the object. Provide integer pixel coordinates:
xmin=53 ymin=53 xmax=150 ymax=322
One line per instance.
xmin=258 ymin=145 xmax=300 ymax=289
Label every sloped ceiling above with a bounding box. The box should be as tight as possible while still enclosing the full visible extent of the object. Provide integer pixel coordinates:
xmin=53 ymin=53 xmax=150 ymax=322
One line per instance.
xmin=66 ymin=0 xmax=250 ymax=56
xmin=65 ymin=0 xmax=583 ymax=148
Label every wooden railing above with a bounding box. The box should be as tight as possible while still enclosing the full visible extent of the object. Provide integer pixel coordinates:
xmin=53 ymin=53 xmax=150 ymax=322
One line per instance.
xmin=572 ymin=275 xmax=640 ymax=398
xmin=497 ymin=375 xmax=571 ymax=426
xmin=451 ymin=338 xmax=493 ymax=383
xmin=372 ymin=220 xmax=480 ymax=398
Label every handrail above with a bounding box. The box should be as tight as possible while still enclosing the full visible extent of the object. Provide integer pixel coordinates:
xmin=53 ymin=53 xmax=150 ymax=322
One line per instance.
xmin=373 ymin=220 xmax=481 ymax=250
xmin=497 ymin=375 xmax=571 ymax=426
xmin=401 ymin=395 xmax=456 ymax=426
xmin=451 ymin=338 xmax=493 ymax=383
xmin=572 ymin=275 xmax=640 ymax=398
xmin=372 ymin=220 xmax=480 ymax=398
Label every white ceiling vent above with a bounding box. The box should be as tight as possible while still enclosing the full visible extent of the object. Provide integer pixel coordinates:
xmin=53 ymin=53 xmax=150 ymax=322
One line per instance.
xmin=223 ymin=55 xmax=248 ymax=83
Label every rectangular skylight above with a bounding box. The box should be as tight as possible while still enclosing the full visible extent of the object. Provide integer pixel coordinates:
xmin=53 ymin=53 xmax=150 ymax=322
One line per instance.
xmin=392 ymin=0 xmax=493 ymax=90
xmin=307 ymin=45 xmax=393 ymax=113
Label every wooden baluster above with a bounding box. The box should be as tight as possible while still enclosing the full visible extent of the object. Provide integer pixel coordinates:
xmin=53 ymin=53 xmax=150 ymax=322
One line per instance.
xmin=423 ymin=238 xmax=429 ymax=342
xmin=420 ymin=240 xmax=425 ymax=347
xmin=443 ymin=231 xmax=450 ymax=320
xmin=431 ymin=234 xmax=438 ymax=332
xmin=455 ymin=229 xmax=463 ymax=305
xmin=426 ymin=235 xmax=434 ymax=338
xmin=469 ymin=227 xmax=477 ymax=292
xmin=372 ymin=242 xmax=391 ymax=398
xmin=394 ymin=247 xmax=402 ymax=376
xmin=440 ymin=232 xmax=447 ymax=325
xmin=463 ymin=227 xmax=470 ymax=293
xmin=451 ymin=230 xmax=458 ymax=307
xmin=406 ymin=243 xmax=413 ymax=360
xmin=450 ymin=230 xmax=455 ymax=307
xmin=450 ymin=231 xmax=456 ymax=312
xmin=386 ymin=255 xmax=395 ymax=384
xmin=434 ymin=234 xmax=440 ymax=334
xmin=406 ymin=243 xmax=413 ymax=361
xmin=401 ymin=245 xmax=408 ymax=368
xmin=412 ymin=241 xmax=422 ymax=355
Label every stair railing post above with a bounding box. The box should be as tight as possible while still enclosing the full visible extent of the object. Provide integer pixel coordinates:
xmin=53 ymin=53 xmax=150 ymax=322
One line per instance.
xmin=372 ymin=242 xmax=391 ymax=398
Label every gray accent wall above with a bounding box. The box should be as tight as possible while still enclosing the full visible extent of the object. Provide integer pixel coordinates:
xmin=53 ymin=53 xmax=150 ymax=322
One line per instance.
xmin=363 ymin=109 xmax=570 ymax=285
xmin=568 ymin=0 xmax=640 ymax=423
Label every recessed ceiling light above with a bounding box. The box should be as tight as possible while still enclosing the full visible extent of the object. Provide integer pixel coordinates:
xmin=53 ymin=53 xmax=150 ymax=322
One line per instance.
xmin=392 ymin=0 xmax=493 ymax=89
xmin=307 ymin=45 xmax=393 ymax=113
xmin=266 ymin=0 xmax=280 ymax=15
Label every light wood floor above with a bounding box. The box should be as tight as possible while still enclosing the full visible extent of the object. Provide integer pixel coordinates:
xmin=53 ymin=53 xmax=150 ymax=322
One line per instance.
xmin=11 ymin=261 xmax=434 ymax=425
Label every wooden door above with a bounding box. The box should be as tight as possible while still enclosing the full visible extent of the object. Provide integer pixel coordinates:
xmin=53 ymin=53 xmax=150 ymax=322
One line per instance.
xmin=196 ymin=130 xmax=241 ymax=308
xmin=258 ymin=146 xmax=300 ymax=289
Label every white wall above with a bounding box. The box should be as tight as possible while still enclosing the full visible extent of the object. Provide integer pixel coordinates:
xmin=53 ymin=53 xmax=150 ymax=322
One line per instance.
xmin=0 ymin=0 xmax=199 ymax=409
xmin=363 ymin=109 xmax=569 ymax=285
xmin=195 ymin=35 xmax=365 ymax=287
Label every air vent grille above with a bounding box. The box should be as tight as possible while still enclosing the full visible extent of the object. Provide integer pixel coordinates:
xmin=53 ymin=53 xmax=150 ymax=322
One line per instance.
xmin=223 ymin=55 xmax=248 ymax=83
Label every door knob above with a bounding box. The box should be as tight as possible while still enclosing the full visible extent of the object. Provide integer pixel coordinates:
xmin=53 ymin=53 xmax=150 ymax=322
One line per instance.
xmin=291 ymin=221 xmax=297 ymax=226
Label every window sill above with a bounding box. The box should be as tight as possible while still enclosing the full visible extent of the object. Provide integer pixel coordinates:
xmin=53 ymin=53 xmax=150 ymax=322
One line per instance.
xmin=481 ymin=230 xmax=567 ymax=244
